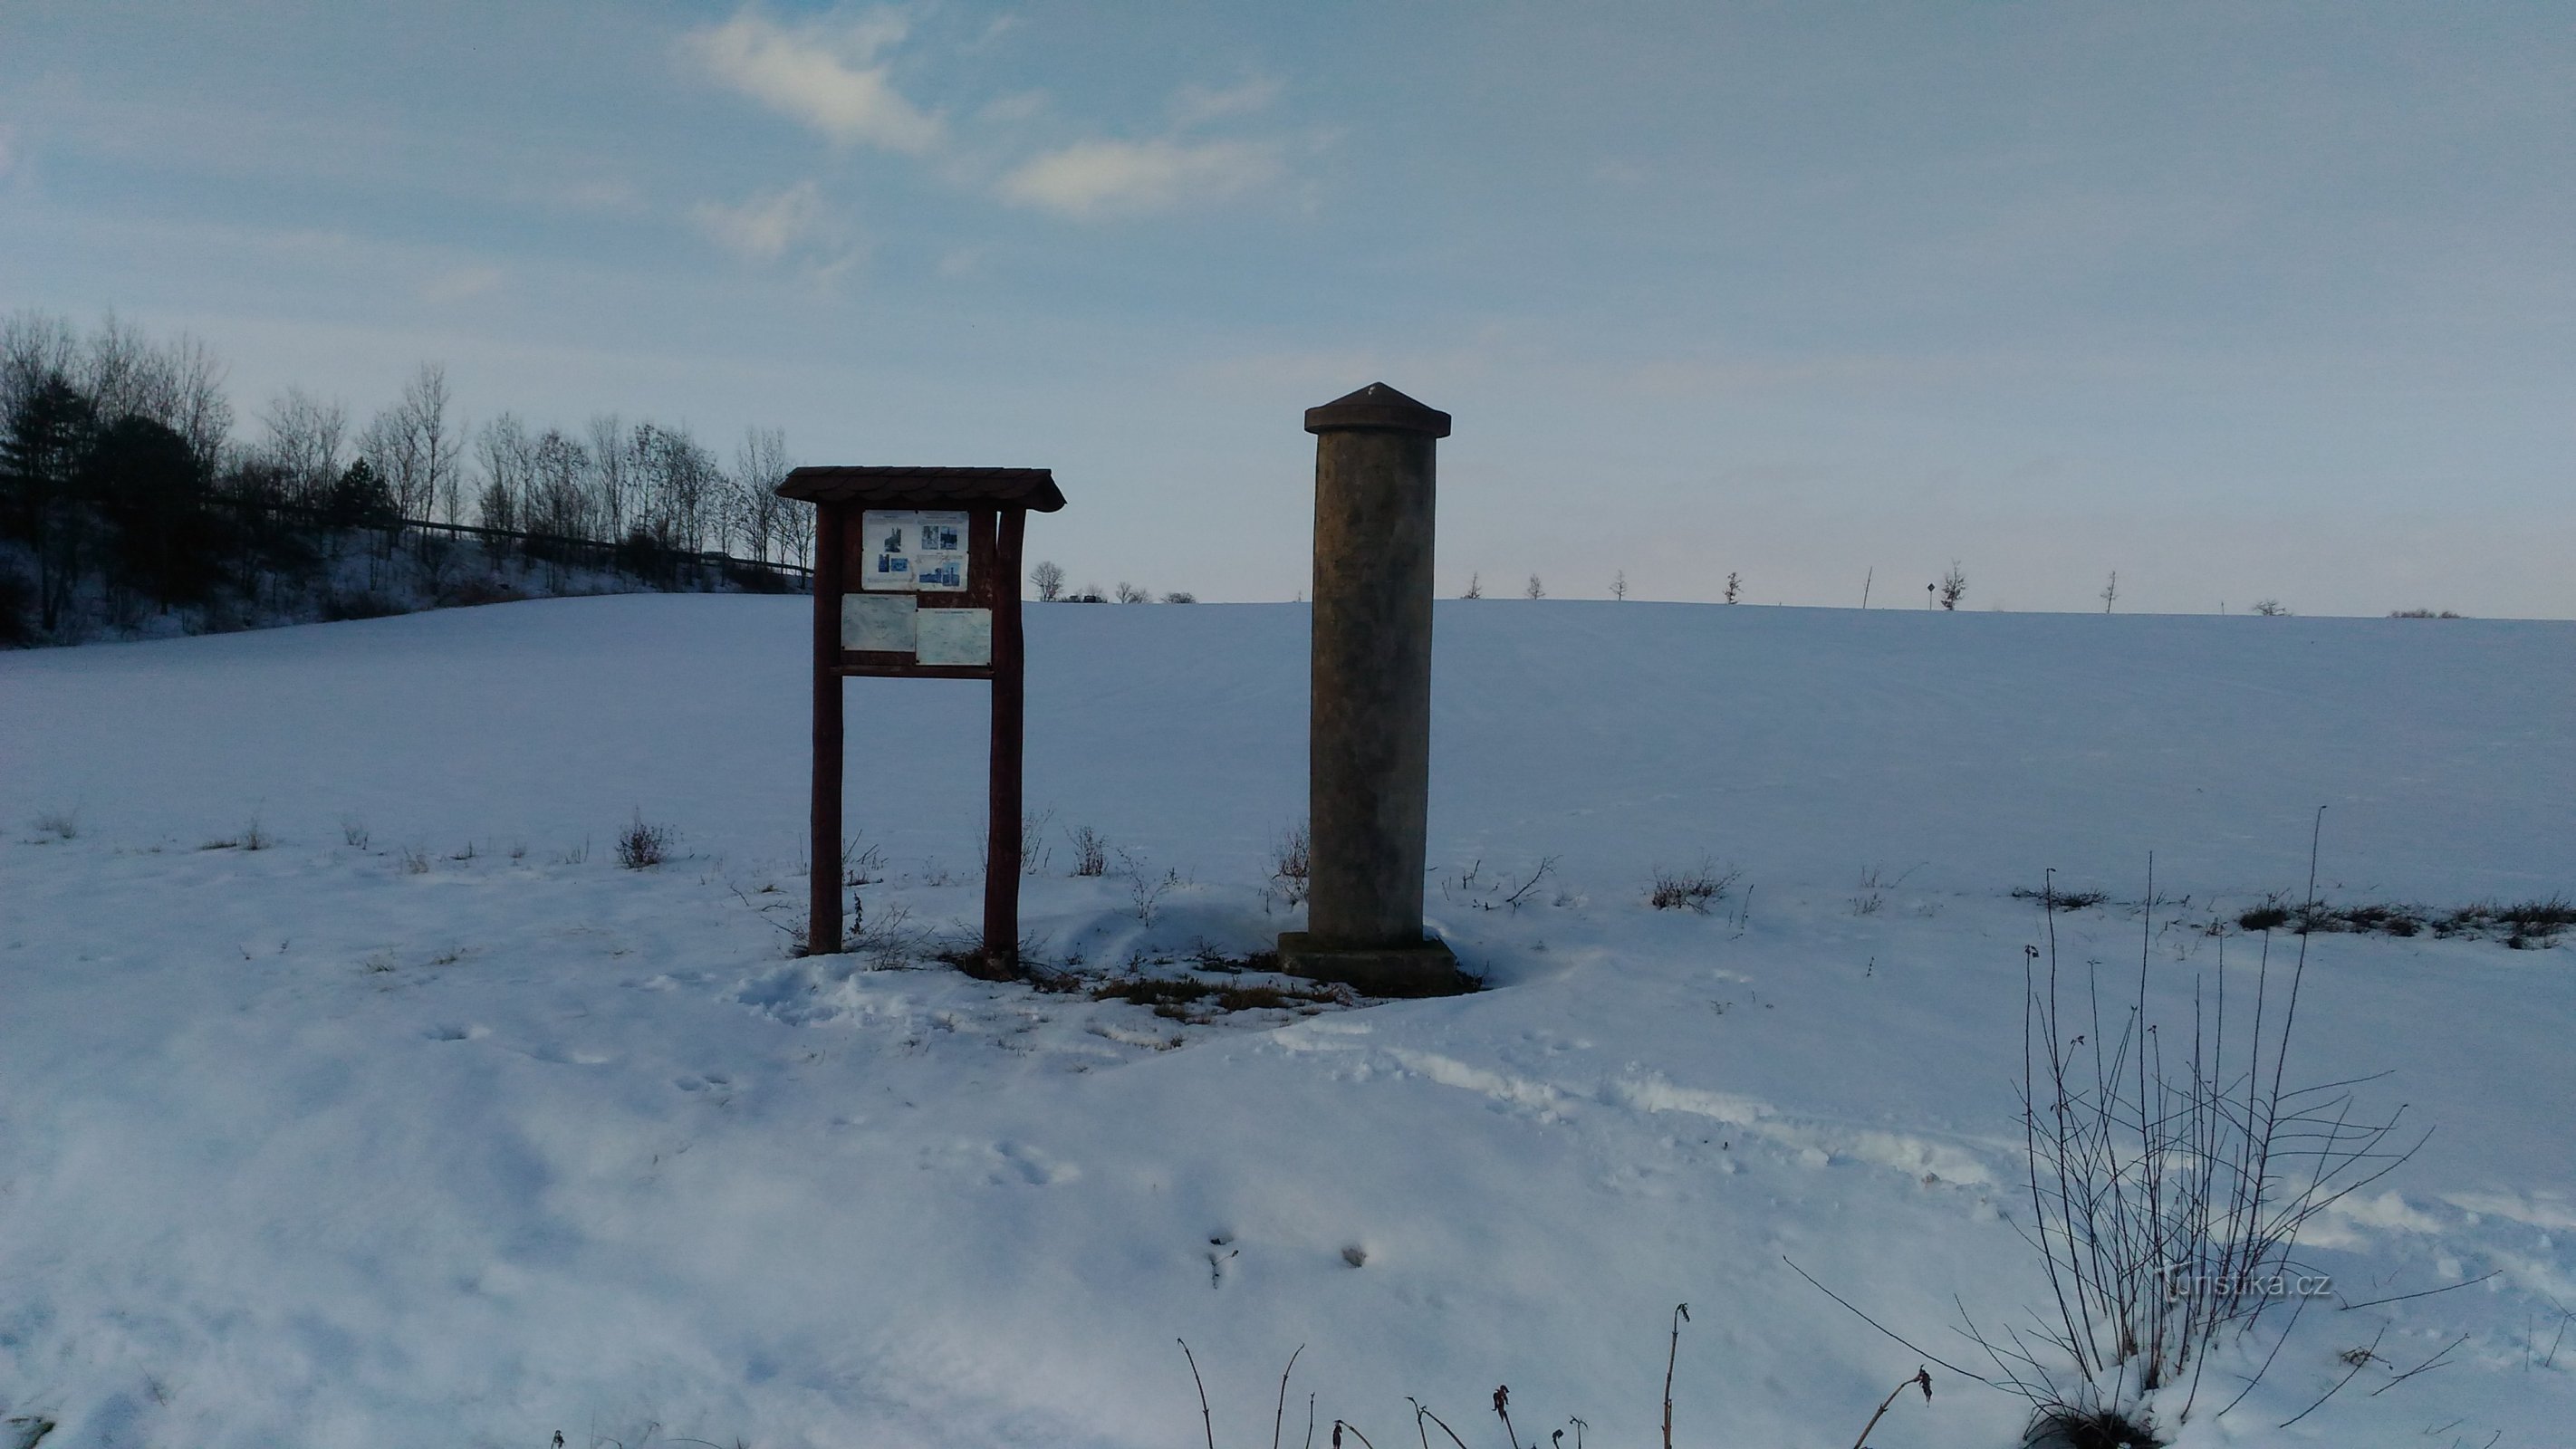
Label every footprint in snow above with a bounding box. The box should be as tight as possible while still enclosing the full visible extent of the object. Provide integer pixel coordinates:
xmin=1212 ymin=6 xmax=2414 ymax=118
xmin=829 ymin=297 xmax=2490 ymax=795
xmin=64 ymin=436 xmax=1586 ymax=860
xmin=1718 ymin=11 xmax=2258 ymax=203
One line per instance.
xmin=994 ymin=1141 xmax=1078 ymax=1185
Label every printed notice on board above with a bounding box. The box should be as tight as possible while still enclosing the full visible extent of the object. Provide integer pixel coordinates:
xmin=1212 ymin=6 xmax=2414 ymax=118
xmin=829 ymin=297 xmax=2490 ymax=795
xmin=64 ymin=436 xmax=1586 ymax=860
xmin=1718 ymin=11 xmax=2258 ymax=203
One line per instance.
xmin=915 ymin=608 xmax=993 ymax=667
xmin=840 ymin=593 xmax=917 ymax=653
xmin=860 ymin=510 xmax=970 ymax=591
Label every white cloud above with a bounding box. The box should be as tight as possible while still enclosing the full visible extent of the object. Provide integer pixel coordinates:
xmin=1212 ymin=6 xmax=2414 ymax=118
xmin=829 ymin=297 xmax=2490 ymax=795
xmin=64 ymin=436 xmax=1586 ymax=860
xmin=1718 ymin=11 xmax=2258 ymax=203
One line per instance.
xmin=680 ymin=8 xmax=940 ymax=153
xmin=997 ymin=138 xmax=1279 ymax=218
xmin=1170 ymin=78 xmax=1281 ymax=128
xmin=692 ymin=181 xmax=828 ymax=261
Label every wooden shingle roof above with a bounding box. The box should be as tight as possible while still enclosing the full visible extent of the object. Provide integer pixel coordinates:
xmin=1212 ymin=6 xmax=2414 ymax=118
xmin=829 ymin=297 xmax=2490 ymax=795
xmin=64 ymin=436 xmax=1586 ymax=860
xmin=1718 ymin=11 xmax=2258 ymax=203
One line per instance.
xmin=776 ymin=465 xmax=1065 ymax=512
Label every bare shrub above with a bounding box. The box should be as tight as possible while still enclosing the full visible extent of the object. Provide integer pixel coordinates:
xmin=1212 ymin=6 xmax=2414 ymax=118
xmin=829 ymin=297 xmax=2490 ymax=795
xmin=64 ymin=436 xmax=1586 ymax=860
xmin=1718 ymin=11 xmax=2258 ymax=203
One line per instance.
xmin=240 ymin=814 xmax=269 ymax=851
xmin=1443 ymin=856 xmax=1559 ymax=912
xmin=1648 ymin=859 xmax=1739 ymax=912
xmin=1020 ymin=807 xmax=1055 ymax=876
xmin=1260 ymin=1307 xmax=1927 ymax=1449
xmin=1116 ymin=849 xmax=1181 ymax=923
xmin=2250 ymin=598 xmax=2291 ymax=616
xmin=616 ymin=811 xmax=674 ymax=869
xmin=31 ymin=806 xmax=77 ymax=840
xmin=1965 ymin=857 xmax=2420 ymax=1435
xmin=398 ymin=843 xmax=431 ymax=874
xmin=340 ymin=815 xmax=369 ymax=849
xmin=848 ymin=893 xmax=929 ymax=966
xmin=1066 ymin=824 xmax=1110 ymax=877
xmin=1851 ymin=862 xmax=1921 ymax=916
xmin=841 ymin=837 xmax=886 ymax=887
xmin=1269 ymin=820 xmax=1311 ymax=907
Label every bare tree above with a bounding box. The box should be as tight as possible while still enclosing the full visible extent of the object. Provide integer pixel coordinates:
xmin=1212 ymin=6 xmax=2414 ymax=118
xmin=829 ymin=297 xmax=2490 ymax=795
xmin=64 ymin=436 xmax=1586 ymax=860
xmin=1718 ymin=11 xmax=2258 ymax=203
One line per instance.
xmin=586 ymin=414 xmax=632 ymax=540
xmin=777 ymin=484 xmax=814 ymax=569
xmin=361 ymin=363 xmax=460 ymax=523
xmin=1723 ymin=571 xmax=1740 ymax=604
xmin=0 ymin=312 xmax=81 ymax=422
xmin=627 ymin=421 xmax=721 ymax=551
xmin=157 ymin=332 xmax=234 ymax=469
xmin=261 ymin=387 xmax=348 ymax=505
xmin=1114 ymin=581 xmax=1150 ymax=603
xmin=1610 ymin=569 xmax=1628 ymax=600
xmin=473 ymin=412 xmax=536 ymax=532
xmin=1029 ymin=559 xmax=1065 ymax=601
xmin=2251 ymin=598 xmax=2291 ymax=617
xmin=1524 ymin=573 xmax=1544 ymax=600
xmin=1 ymin=312 xmax=231 ymax=474
xmin=59 ymin=313 xmax=235 ymax=473
xmin=733 ymin=425 xmax=791 ymax=563
xmin=524 ymin=427 xmax=592 ymax=539
xmin=82 ymin=312 xmax=162 ymax=424
xmin=2100 ymin=570 xmax=2119 ymax=613
xmin=406 ymin=364 xmax=462 ymax=523
xmin=1462 ymin=572 xmax=1482 ymax=599
xmin=1937 ymin=561 xmax=1966 ymax=611
xmin=359 ymin=411 xmax=423 ymax=521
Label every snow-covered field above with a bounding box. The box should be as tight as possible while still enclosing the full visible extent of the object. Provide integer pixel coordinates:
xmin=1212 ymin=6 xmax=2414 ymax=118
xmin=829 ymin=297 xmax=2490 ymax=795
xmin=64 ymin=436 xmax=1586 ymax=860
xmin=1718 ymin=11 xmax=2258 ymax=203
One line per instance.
xmin=3 ymin=598 xmax=2571 ymax=1448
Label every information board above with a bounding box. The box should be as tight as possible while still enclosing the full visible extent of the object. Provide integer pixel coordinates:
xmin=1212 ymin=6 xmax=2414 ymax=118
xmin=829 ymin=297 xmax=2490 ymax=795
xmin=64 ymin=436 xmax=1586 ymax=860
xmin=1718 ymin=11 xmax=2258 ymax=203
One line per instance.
xmin=860 ymin=509 xmax=971 ymax=592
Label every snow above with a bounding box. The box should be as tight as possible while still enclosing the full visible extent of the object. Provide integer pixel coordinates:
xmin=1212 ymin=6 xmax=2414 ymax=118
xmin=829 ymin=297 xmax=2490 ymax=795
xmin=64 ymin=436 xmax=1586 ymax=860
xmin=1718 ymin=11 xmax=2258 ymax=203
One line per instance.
xmin=3 ymin=597 xmax=2571 ymax=1447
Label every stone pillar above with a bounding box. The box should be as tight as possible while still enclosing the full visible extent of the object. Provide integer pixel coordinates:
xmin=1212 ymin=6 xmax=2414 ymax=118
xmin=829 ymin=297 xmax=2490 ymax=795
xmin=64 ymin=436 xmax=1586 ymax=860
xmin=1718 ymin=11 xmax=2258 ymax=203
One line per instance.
xmin=1279 ymin=382 xmax=1466 ymax=997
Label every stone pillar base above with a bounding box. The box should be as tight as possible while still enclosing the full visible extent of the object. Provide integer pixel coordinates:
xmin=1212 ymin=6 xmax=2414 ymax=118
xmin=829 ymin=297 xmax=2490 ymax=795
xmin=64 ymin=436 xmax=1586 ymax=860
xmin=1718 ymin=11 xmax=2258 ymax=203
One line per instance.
xmin=1277 ymin=932 xmax=1471 ymax=998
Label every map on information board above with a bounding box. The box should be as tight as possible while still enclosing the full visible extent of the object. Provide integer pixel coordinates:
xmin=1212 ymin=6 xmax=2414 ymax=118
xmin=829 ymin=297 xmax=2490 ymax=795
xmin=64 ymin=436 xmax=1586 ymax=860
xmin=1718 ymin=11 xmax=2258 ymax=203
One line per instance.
xmin=860 ymin=510 xmax=970 ymax=591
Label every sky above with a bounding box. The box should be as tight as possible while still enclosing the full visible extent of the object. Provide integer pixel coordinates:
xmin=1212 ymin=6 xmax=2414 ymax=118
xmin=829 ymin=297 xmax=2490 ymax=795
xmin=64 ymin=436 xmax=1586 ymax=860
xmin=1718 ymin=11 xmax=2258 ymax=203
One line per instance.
xmin=4 ymin=1 xmax=2571 ymax=616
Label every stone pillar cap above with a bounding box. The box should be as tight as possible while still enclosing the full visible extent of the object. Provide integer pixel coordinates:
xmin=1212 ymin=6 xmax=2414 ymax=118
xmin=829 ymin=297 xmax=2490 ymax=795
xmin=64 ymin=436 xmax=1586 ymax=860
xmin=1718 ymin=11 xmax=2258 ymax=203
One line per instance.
xmin=1304 ymin=382 xmax=1452 ymax=437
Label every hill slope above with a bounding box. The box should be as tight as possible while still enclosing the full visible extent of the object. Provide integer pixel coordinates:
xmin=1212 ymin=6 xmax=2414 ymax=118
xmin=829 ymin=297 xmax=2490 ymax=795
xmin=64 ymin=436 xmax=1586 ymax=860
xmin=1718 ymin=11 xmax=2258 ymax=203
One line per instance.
xmin=3 ymin=600 xmax=2570 ymax=1447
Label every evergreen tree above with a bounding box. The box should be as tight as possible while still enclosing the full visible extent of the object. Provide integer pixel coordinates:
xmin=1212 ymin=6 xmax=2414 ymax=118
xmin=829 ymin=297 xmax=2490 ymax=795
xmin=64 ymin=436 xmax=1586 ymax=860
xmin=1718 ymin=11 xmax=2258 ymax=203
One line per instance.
xmin=326 ymin=457 xmax=399 ymax=528
xmin=90 ymin=414 xmax=221 ymax=608
xmin=1 ymin=372 xmax=101 ymax=632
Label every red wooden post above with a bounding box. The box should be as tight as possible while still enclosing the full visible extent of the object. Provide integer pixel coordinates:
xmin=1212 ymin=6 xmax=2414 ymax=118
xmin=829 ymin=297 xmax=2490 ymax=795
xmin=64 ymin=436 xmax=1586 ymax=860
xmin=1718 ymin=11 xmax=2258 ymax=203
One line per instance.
xmin=808 ymin=503 xmax=847 ymax=956
xmin=983 ymin=508 xmax=1028 ymax=970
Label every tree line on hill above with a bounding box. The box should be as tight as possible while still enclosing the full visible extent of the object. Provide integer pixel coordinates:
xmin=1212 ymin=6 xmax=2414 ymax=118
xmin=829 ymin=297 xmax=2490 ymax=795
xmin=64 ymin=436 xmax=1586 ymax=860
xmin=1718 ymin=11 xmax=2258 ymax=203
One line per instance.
xmin=0 ymin=311 xmax=811 ymax=646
